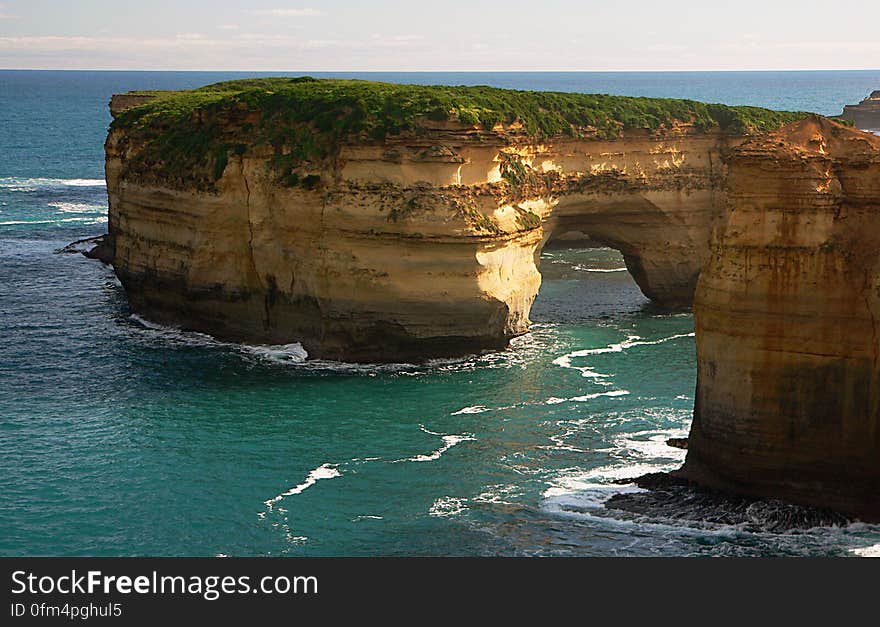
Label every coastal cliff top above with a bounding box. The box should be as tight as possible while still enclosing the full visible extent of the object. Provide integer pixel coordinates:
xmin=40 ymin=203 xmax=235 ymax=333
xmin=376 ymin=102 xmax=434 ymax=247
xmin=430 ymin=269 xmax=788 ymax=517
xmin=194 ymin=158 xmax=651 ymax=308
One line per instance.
xmin=113 ymin=76 xmax=807 ymax=140
xmin=733 ymin=115 xmax=880 ymax=162
xmin=109 ymin=77 xmax=810 ymax=191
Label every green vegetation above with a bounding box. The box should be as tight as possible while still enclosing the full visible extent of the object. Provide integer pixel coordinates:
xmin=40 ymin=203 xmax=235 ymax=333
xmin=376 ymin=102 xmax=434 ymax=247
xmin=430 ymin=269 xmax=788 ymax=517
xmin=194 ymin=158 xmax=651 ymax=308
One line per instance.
xmin=111 ymin=77 xmax=810 ymax=190
xmin=830 ymin=116 xmax=856 ymax=127
xmin=514 ymin=206 xmax=542 ymax=230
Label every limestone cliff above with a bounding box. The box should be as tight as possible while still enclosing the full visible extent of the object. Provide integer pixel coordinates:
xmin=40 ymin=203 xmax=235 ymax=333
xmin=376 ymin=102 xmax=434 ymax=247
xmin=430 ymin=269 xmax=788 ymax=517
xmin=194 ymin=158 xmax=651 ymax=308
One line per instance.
xmin=105 ymin=78 xmax=803 ymax=361
xmin=841 ymin=90 xmax=880 ymax=131
xmin=681 ymin=116 xmax=880 ymax=519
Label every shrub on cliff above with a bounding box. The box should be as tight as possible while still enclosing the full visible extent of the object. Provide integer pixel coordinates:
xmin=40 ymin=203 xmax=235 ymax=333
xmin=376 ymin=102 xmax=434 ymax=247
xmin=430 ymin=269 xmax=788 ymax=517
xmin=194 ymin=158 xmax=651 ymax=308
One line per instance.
xmin=111 ymin=77 xmax=808 ymax=191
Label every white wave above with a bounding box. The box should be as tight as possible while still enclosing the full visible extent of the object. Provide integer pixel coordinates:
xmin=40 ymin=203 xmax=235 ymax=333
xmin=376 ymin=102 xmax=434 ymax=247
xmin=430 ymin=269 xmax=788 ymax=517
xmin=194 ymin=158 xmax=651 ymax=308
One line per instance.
xmin=614 ymin=435 xmax=688 ymax=464
xmin=129 ymin=313 xmax=308 ymax=362
xmin=353 ymin=515 xmax=384 ymax=521
xmin=553 ymin=332 xmax=694 ymax=381
xmin=399 ymin=425 xmax=476 ymax=462
xmin=241 ymin=343 xmax=308 ymax=363
xmin=572 ymin=265 xmax=629 ymax=273
xmin=540 ymin=482 xmax=752 ymax=541
xmin=0 ymin=177 xmax=105 ymax=190
xmin=544 ymin=481 xmax=646 ymax=507
xmin=451 ymin=405 xmax=491 ymax=415
xmin=264 ymin=464 xmax=341 ymax=510
xmin=0 ymin=216 xmax=107 ymax=226
xmin=551 ymin=352 xmax=613 ymax=382
xmin=542 ymin=390 xmax=629 ymax=409
xmin=851 ymin=543 xmax=880 ymax=557
xmin=562 ymin=333 xmax=694 ymax=359
xmin=428 ymin=496 xmax=467 ymax=518
xmin=472 ymin=484 xmax=521 ymax=505
xmin=569 ymin=390 xmax=629 ymax=402
xmin=47 ymin=201 xmax=107 ymax=214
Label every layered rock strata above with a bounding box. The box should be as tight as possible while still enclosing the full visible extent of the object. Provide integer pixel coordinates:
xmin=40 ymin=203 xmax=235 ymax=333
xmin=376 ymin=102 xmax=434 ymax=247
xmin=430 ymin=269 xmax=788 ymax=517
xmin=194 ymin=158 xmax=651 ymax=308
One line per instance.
xmin=105 ymin=79 xmax=802 ymax=360
xmin=681 ymin=117 xmax=880 ymax=519
xmin=841 ymin=90 xmax=880 ymax=131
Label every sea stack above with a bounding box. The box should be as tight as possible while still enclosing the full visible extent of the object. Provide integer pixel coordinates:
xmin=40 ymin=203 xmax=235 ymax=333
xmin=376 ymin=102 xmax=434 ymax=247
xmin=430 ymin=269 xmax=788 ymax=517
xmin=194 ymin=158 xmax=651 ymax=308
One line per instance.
xmin=682 ymin=116 xmax=880 ymax=520
xmin=104 ymin=78 xmax=803 ymax=361
xmin=841 ymin=90 xmax=880 ymax=131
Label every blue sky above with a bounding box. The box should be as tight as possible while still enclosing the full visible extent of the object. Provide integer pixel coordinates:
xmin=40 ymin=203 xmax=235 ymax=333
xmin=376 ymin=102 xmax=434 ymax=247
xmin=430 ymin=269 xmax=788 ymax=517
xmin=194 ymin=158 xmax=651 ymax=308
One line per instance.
xmin=1 ymin=0 xmax=878 ymax=70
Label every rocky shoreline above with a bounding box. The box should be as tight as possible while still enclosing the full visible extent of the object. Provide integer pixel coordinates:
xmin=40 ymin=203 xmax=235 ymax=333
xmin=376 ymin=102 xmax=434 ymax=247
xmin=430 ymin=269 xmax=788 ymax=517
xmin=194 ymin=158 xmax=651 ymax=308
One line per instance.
xmin=607 ymin=472 xmax=852 ymax=532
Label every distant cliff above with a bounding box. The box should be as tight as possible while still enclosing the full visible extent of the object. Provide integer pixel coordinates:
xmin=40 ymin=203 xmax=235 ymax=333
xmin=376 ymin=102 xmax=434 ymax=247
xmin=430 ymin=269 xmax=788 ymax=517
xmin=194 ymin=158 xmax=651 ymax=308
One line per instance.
xmin=104 ymin=77 xmax=804 ymax=361
xmin=841 ymin=90 xmax=880 ymax=130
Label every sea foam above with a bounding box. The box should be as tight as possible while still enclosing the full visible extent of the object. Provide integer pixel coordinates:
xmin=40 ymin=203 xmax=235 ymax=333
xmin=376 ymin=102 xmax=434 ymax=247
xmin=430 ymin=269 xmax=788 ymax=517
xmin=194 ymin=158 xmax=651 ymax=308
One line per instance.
xmin=0 ymin=177 xmax=105 ymax=191
xmin=264 ymin=464 xmax=342 ymax=510
xmin=398 ymin=425 xmax=476 ymax=462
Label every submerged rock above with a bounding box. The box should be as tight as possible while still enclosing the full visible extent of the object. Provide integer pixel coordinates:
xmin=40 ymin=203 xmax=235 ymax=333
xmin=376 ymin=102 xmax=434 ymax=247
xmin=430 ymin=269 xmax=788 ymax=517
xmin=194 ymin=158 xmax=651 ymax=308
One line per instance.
xmin=56 ymin=235 xmax=114 ymax=264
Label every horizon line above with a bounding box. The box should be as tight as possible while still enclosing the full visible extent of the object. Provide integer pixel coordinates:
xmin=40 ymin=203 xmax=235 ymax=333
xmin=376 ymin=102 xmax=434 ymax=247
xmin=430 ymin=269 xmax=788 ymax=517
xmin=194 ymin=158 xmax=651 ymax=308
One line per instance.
xmin=2 ymin=67 xmax=880 ymax=73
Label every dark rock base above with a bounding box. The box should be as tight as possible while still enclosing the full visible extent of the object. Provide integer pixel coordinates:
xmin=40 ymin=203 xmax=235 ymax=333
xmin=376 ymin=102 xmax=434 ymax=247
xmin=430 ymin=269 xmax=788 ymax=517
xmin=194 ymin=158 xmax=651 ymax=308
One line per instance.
xmin=606 ymin=472 xmax=852 ymax=533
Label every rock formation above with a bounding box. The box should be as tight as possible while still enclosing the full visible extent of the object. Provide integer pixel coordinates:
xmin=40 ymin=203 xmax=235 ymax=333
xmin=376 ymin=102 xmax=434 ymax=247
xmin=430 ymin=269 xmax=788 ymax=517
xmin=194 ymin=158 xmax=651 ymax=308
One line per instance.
xmin=841 ymin=90 xmax=880 ymax=131
xmin=102 ymin=79 xmax=880 ymax=517
xmin=105 ymin=78 xmax=802 ymax=361
xmin=681 ymin=116 xmax=880 ymax=520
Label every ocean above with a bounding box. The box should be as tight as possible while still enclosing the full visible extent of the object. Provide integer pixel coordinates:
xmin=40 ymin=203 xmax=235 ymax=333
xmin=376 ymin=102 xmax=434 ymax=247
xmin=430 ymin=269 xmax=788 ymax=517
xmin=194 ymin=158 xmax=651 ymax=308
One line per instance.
xmin=2 ymin=70 xmax=880 ymax=557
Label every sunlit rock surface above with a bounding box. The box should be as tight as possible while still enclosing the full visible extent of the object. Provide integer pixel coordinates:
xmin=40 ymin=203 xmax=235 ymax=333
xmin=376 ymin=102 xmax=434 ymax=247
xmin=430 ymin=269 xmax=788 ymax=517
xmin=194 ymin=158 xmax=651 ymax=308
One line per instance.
xmin=105 ymin=79 xmax=802 ymax=361
xmin=681 ymin=116 xmax=880 ymax=520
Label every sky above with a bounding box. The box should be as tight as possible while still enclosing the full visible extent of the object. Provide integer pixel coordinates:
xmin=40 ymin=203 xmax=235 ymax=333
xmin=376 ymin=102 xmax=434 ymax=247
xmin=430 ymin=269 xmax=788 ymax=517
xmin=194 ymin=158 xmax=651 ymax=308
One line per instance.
xmin=0 ymin=0 xmax=879 ymax=71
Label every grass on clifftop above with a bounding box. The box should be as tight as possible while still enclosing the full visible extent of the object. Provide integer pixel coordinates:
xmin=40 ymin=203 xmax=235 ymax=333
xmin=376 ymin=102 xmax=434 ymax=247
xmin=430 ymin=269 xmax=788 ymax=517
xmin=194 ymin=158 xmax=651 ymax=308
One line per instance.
xmin=111 ymin=77 xmax=809 ymax=190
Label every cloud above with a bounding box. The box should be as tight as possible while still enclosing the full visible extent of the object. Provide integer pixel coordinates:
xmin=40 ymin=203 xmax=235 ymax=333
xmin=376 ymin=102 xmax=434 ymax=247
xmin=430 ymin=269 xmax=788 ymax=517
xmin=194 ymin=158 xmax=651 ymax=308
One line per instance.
xmin=249 ymin=8 xmax=322 ymax=17
xmin=218 ymin=24 xmax=240 ymax=31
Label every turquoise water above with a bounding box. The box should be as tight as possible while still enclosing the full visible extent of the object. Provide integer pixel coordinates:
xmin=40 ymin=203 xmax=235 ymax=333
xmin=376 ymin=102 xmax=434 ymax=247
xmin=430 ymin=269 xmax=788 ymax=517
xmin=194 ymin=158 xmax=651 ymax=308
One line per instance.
xmin=2 ymin=70 xmax=880 ymax=557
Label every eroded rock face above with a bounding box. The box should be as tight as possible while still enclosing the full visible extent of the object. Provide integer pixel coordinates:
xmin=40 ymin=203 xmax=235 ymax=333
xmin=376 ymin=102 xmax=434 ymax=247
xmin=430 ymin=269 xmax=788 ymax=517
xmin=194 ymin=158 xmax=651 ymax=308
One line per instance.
xmin=681 ymin=117 xmax=880 ymax=519
xmin=841 ymin=90 xmax=880 ymax=131
xmin=107 ymin=114 xmax=734 ymax=360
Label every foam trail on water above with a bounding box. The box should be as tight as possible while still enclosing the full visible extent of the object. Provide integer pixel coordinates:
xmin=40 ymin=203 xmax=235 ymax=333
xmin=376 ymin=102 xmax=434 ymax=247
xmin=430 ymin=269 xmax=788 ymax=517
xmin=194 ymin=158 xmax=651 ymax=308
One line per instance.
xmin=451 ymin=405 xmax=491 ymax=415
xmin=48 ymin=201 xmax=107 ymax=214
xmin=264 ymin=464 xmax=341 ymax=510
xmin=1 ymin=216 xmax=107 ymax=226
xmin=574 ymin=266 xmax=629 ymax=273
xmin=398 ymin=425 xmax=476 ymax=462
xmin=563 ymin=333 xmax=695 ymax=358
xmin=129 ymin=313 xmax=309 ymax=362
xmin=428 ymin=496 xmax=467 ymax=517
xmin=553 ymin=333 xmax=694 ymax=381
xmin=0 ymin=177 xmax=105 ymax=190
xmin=569 ymin=390 xmax=629 ymax=402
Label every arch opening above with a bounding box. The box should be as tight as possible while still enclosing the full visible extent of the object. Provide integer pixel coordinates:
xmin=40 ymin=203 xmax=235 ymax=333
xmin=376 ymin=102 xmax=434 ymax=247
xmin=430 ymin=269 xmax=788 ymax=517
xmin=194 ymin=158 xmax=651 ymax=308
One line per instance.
xmin=534 ymin=193 xmax=711 ymax=310
xmin=532 ymin=235 xmax=649 ymax=324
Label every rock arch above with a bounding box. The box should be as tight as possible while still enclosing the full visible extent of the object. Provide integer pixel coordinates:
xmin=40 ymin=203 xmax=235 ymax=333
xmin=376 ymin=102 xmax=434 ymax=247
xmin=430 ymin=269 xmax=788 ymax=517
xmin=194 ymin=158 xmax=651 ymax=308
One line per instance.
xmin=107 ymin=117 xmax=731 ymax=361
xmin=104 ymin=82 xmax=880 ymax=516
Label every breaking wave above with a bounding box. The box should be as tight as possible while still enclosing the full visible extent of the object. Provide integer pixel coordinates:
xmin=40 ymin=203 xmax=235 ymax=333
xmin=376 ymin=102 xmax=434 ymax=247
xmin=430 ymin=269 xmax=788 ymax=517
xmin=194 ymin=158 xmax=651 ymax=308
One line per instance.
xmin=0 ymin=177 xmax=105 ymax=191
